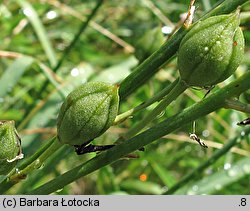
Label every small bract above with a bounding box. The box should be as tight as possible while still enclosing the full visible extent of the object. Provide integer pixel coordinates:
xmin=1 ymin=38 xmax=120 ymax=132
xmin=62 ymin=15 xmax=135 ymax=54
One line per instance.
xmin=57 ymin=82 xmax=119 ymax=146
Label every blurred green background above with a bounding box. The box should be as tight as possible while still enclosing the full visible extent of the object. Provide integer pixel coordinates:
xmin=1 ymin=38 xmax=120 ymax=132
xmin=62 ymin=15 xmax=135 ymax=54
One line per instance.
xmin=0 ymin=0 xmax=250 ymax=194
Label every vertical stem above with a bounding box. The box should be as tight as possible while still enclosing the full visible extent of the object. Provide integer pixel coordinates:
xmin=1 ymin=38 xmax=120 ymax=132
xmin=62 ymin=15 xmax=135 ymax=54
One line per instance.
xmin=123 ymin=79 xmax=188 ymax=140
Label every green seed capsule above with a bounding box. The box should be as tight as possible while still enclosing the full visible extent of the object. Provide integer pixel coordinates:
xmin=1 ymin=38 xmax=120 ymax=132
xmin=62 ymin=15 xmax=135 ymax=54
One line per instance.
xmin=0 ymin=120 xmax=22 ymax=175
xmin=57 ymin=82 xmax=119 ymax=146
xmin=178 ymin=10 xmax=245 ymax=87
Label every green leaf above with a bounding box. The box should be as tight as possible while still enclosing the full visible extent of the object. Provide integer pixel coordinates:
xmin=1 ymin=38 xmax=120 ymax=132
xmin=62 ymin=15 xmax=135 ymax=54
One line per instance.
xmin=0 ymin=56 xmax=34 ymax=98
xmin=150 ymin=161 xmax=177 ymax=187
xmin=176 ymin=157 xmax=250 ymax=194
xmin=92 ymin=56 xmax=137 ymax=83
xmin=120 ymin=179 xmax=164 ymax=194
xmin=17 ymin=0 xmax=57 ymax=67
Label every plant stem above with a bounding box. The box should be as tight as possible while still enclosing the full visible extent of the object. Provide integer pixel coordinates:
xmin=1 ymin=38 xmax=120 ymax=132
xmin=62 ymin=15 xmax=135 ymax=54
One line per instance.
xmin=202 ymin=0 xmax=212 ymax=11
xmin=0 ymin=136 xmax=55 ymax=190
xmin=17 ymin=145 xmax=70 ymax=194
xmin=28 ymin=70 xmax=250 ymax=194
xmin=224 ymin=99 xmax=250 ymax=113
xmin=164 ymin=127 xmax=250 ymax=195
xmin=123 ymin=78 xmax=188 ymax=140
xmin=114 ymin=78 xmax=179 ymax=124
xmin=19 ymin=136 xmax=56 ymax=170
xmin=119 ymin=0 xmax=249 ymax=100
xmin=0 ymin=137 xmax=62 ymax=193
xmin=10 ymin=138 xmax=62 ymax=182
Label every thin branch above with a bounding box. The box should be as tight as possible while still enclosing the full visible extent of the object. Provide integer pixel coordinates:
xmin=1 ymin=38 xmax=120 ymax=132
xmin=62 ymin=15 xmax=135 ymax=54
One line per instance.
xmin=144 ymin=0 xmax=175 ymax=28
xmin=224 ymin=99 xmax=250 ymax=113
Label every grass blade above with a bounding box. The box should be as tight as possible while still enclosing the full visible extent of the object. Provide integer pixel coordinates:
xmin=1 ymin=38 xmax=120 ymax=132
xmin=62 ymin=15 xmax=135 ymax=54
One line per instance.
xmin=0 ymin=55 xmax=33 ymax=98
xmin=17 ymin=0 xmax=57 ymax=67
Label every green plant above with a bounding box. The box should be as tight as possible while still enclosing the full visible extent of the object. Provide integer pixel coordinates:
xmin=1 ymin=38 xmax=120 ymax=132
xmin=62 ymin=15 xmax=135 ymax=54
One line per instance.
xmin=0 ymin=0 xmax=249 ymax=195
xmin=0 ymin=121 xmax=22 ymax=175
xmin=57 ymin=81 xmax=119 ymax=153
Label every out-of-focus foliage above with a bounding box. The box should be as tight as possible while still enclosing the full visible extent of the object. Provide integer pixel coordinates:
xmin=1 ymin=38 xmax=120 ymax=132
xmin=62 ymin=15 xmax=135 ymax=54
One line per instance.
xmin=0 ymin=0 xmax=249 ymax=194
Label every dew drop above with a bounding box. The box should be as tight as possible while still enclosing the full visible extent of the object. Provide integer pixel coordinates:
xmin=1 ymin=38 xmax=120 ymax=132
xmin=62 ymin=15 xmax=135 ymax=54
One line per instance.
xmin=15 ymin=168 xmax=20 ymax=174
xmin=227 ymin=169 xmax=237 ymax=177
xmin=204 ymin=47 xmax=209 ymax=52
xmin=55 ymin=188 xmax=64 ymax=193
xmin=71 ymin=68 xmax=79 ymax=77
xmin=185 ymin=145 xmax=192 ymax=152
xmin=192 ymin=185 xmax=199 ymax=191
xmin=46 ymin=10 xmax=57 ymax=20
xmin=216 ymin=41 xmax=221 ymax=45
xmin=241 ymin=131 xmax=246 ymax=136
xmin=187 ymin=185 xmax=199 ymax=195
xmin=34 ymin=159 xmax=42 ymax=169
xmin=215 ymin=184 xmax=222 ymax=191
xmin=202 ymin=130 xmax=210 ymax=137
xmin=242 ymin=164 xmax=250 ymax=173
xmin=161 ymin=26 xmax=173 ymax=35
xmin=23 ymin=8 xmax=32 ymax=17
xmin=162 ymin=186 xmax=168 ymax=192
xmin=224 ymin=163 xmax=231 ymax=170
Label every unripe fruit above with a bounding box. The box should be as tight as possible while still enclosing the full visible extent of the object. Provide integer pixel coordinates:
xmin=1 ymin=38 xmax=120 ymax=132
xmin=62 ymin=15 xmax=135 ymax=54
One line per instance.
xmin=57 ymin=82 xmax=119 ymax=146
xmin=0 ymin=121 xmax=22 ymax=175
xmin=178 ymin=11 xmax=245 ymax=87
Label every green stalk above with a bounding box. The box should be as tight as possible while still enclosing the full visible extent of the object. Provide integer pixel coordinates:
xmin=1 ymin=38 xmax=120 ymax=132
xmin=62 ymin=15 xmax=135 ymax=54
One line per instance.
xmin=17 ymin=146 xmax=70 ymax=194
xmin=10 ymin=138 xmax=62 ymax=181
xmin=0 ymin=137 xmax=62 ymax=194
xmin=119 ymin=0 xmax=249 ymax=100
xmin=19 ymin=136 xmax=56 ymax=170
xmin=28 ymin=70 xmax=250 ymax=195
xmin=164 ymin=127 xmax=250 ymax=195
xmin=114 ymin=78 xmax=179 ymax=124
xmin=0 ymin=136 xmax=55 ymax=191
xmin=224 ymin=99 xmax=250 ymax=113
xmin=123 ymin=78 xmax=188 ymax=140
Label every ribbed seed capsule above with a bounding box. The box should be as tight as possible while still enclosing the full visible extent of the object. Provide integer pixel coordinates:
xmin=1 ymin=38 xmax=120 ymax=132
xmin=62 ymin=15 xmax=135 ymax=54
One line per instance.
xmin=178 ymin=10 xmax=245 ymax=87
xmin=57 ymin=82 xmax=119 ymax=146
xmin=0 ymin=121 xmax=22 ymax=175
